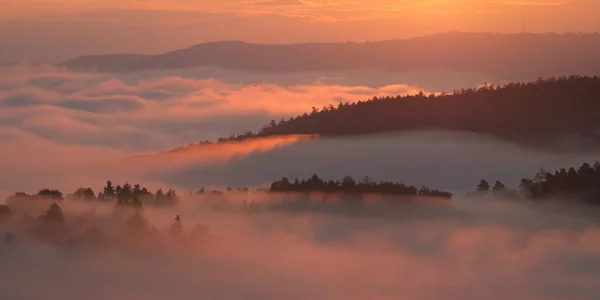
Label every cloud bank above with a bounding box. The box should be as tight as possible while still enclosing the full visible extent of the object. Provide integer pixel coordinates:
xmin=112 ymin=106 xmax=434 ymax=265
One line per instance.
xmin=0 ymin=64 xmax=429 ymax=151
xmin=1 ymin=194 xmax=600 ymax=300
xmin=0 ymin=64 xmax=597 ymax=197
xmin=0 ymin=64 xmax=435 ymax=194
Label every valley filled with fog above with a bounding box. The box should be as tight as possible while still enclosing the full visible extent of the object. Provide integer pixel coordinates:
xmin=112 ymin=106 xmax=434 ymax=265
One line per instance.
xmin=2 ymin=54 xmax=600 ymax=300
xmin=0 ymin=64 xmax=591 ymax=195
xmin=2 ymin=191 xmax=600 ymax=300
xmin=4 ymin=1 xmax=600 ymax=299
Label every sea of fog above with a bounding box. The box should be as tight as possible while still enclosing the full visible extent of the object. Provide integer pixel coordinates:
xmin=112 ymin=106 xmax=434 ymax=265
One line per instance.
xmin=1 ymin=193 xmax=600 ymax=300
xmin=154 ymin=131 xmax=600 ymax=195
xmin=0 ymin=64 xmax=595 ymax=195
xmin=1 ymin=64 xmax=600 ymax=300
xmin=1 ymin=129 xmax=597 ymax=197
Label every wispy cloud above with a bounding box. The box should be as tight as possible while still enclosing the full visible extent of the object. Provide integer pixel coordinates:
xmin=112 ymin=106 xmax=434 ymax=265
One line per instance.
xmin=0 ymin=63 xmax=436 ymax=193
xmin=0 ymin=63 xmax=430 ymax=152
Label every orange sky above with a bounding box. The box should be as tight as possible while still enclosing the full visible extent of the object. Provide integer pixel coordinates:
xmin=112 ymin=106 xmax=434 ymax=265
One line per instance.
xmin=0 ymin=0 xmax=598 ymax=62
xmin=4 ymin=0 xmax=598 ymax=28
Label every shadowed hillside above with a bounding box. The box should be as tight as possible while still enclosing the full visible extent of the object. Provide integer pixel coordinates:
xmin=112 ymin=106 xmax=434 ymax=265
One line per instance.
xmin=61 ymin=32 xmax=600 ymax=78
xmin=198 ymin=76 xmax=600 ymax=148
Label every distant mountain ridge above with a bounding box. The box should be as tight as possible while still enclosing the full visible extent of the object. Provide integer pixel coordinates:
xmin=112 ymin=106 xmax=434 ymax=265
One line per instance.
xmin=60 ymin=32 xmax=600 ymax=77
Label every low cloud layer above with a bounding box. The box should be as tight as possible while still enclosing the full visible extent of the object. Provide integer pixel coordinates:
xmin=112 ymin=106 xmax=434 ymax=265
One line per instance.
xmin=1 ymin=194 xmax=600 ymax=300
xmin=2 ymin=61 xmax=600 ymax=300
xmin=0 ymin=64 xmax=597 ymax=196
xmin=0 ymin=64 xmax=430 ymax=152
xmin=153 ymin=131 xmax=600 ymax=194
xmin=0 ymin=64 xmax=438 ymax=194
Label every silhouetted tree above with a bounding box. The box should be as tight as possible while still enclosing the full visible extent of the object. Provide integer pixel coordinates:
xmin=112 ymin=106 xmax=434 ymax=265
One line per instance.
xmin=70 ymin=187 xmax=96 ymax=201
xmin=99 ymin=180 xmax=116 ymax=201
xmin=131 ymin=195 xmax=144 ymax=210
xmin=165 ymin=189 xmax=180 ymax=206
xmin=492 ymin=181 xmax=507 ymax=198
xmin=476 ymin=180 xmax=490 ymax=194
xmin=269 ymin=175 xmax=451 ymax=199
xmin=37 ymin=189 xmax=63 ymax=201
xmin=155 ymin=188 xmax=165 ymax=204
xmin=45 ymin=203 xmax=65 ymax=223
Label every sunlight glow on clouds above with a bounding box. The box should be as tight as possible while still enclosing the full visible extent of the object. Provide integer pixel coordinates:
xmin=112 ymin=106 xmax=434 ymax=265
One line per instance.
xmin=0 ymin=64 xmax=428 ymax=152
xmin=0 ymin=63 xmax=435 ymax=193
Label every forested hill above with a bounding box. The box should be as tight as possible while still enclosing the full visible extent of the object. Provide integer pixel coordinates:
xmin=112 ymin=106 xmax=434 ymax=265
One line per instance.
xmin=221 ymin=76 xmax=600 ymax=146
xmin=61 ymin=32 xmax=600 ymax=77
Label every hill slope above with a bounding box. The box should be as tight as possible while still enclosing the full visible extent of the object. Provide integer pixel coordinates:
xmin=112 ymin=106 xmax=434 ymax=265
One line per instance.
xmin=206 ymin=76 xmax=600 ymax=149
xmin=60 ymin=32 xmax=600 ymax=77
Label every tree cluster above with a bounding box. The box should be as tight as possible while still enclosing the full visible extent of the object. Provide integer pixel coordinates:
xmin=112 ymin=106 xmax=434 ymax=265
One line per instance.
xmin=269 ymin=174 xmax=452 ymax=199
xmin=7 ymin=189 xmax=65 ymax=203
xmin=466 ymin=179 xmax=519 ymax=199
xmin=518 ymin=162 xmax=600 ymax=203
xmin=75 ymin=180 xmax=181 ymax=207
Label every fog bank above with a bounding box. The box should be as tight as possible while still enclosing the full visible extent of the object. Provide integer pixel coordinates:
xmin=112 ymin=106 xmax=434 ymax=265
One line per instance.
xmin=1 ymin=194 xmax=600 ymax=300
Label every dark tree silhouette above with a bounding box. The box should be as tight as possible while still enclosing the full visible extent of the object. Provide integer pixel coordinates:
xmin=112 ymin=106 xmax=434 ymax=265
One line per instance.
xmin=476 ymin=180 xmax=491 ymax=194
xmin=37 ymin=189 xmax=63 ymax=201
xmin=45 ymin=203 xmax=65 ymax=223
xmin=492 ymin=181 xmax=506 ymax=197
xmin=99 ymin=181 xmax=116 ymax=201
xmin=165 ymin=189 xmax=180 ymax=206
xmin=269 ymin=175 xmax=451 ymax=199
xmin=69 ymin=187 xmax=96 ymax=201
xmin=185 ymin=76 xmax=600 ymax=149
xmin=155 ymin=188 xmax=165 ymax=203
xmin=519 ymin=161 xmax=600 ymax=204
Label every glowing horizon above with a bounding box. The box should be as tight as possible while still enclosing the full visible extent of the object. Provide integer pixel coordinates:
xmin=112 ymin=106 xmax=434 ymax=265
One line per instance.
xmin=1 ymin=0 xmax=598 ymax=63
xmin=3 ymin=0 xmax=598 ymax=29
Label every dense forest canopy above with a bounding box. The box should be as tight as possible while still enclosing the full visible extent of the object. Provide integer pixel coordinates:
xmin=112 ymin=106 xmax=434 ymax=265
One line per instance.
xmin=186 ymin=76 xmax=600 ymax=148
xmin=269 ymin=174 xmax=453 ymax=199
xmin=519 ymin=161 xmax=600 ymax=204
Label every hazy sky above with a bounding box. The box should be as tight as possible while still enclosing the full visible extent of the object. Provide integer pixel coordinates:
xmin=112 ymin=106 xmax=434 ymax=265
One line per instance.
xmin=1 ymin=0 xmax=599 ymax=62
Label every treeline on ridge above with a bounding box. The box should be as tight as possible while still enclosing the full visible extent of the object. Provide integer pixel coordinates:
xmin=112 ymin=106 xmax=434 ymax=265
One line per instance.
xmin=6 ymin=181 xmax=181 ymax=208
xmin=4 ymin=175 xmax=453 ymax=212
xmin=269 ymin=174 xmax=452 ymax=199
xmin=196 ymin=76 xmax=600 ymax=146
xmin=5 ymin=159 xmax=600 ymax=221
xmin=465 ymin=161 xmax=600 ymax=205
xmin=519 ymin=161 xmax=600 ymax=204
